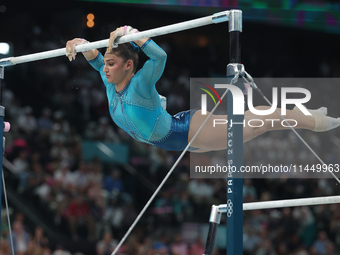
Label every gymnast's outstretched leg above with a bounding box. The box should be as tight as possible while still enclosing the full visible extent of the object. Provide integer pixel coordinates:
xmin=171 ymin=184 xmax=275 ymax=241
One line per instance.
xmin=188 ymin=106 xmax=340 ymax=152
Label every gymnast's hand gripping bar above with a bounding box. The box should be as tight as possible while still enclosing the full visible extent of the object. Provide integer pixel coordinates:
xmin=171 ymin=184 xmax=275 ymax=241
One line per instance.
xmin=0 ymin=10 xmax=235 ymax=67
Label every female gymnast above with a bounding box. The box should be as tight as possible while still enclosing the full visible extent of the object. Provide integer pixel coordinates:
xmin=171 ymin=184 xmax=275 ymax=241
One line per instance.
xmin=66 ymin=26 xmax=340 ymax=153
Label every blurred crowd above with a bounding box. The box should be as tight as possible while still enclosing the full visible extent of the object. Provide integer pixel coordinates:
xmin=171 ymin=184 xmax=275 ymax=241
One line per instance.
xmin=2 ymin=3 xmax=340 ymax=255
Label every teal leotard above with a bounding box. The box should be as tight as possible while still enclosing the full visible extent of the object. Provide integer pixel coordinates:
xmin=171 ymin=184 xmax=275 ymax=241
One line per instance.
xmin=89 ymin=39 xmax=197 ymax=151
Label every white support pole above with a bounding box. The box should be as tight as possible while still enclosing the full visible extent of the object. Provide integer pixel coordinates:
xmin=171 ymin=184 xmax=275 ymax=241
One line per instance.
xmin=218 ymin=195 xmax=340 ymax=213
xmin=0 ymin=11 xmax=229 ymax=67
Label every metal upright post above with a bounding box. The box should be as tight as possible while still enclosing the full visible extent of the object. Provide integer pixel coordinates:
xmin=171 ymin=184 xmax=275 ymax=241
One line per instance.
xmin=203 ymin=205 xmax=222 ymax=255
xmin=226 ymin=10 xmax=243 ymax=255
xmin=0 ymin=66 xmax=5 ymax=237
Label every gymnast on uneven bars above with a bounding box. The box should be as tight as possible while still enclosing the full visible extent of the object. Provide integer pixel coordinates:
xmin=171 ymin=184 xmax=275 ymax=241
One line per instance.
xmin=66 ymin=25 xmax=340 ymax=153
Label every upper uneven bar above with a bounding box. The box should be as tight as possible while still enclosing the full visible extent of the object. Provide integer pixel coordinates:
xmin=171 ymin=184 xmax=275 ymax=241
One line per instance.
xmin=0 ymin=10 xmax=231 ymax=67
xmin=218 ymin=196 xmax=340 ymax=212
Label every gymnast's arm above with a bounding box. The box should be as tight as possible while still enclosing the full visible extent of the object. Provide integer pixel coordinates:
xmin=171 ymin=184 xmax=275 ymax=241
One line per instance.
xmin=134 ymin=39 xmax=167 ymax=98
xmin=65 ymin=38 xmax=99 ymax=61
xmin=107 ymin=26 xmax=166 ymax=97
xmin=82 ymin=48 xmax=99 ymax=61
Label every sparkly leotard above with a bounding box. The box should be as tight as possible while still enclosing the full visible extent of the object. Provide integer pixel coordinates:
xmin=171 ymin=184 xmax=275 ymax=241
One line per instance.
xmin=89 ymin=39 xmax=197 ymax=151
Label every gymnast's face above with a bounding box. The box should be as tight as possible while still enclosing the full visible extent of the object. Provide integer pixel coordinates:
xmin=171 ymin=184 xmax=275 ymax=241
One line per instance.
xmin=103 ymin=53 xmax=133 ymax=85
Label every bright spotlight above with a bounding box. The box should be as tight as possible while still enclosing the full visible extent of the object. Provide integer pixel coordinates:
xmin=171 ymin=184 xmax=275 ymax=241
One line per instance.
xmin=0 ymin=43 xmax=10 ymax=55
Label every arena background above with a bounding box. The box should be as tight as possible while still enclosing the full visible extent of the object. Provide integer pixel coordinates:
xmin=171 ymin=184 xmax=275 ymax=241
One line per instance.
xmin=1 ymin=0 xmax=340 ymax=254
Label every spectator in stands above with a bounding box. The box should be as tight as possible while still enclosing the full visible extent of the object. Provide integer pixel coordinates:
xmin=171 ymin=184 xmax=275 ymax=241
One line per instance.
xmin=87 ymin=161 xmax=103 ymax=185
xmin=254 ymin=238 xmax=274 ymax=255
xmin=13 ymin=212 xmax=25 ymax=224
xmin=50 ymin=140 xmax=69 ymax=161
xmin=277 ymin=208 xmax=299 ymax=242
xmin=26 ymin=240 xmax=44 ymax=255
xmin=32 ymin=226 xmax=49 ymax=249
xmin=7 ymin=98 xmax=22 ymax=127
xmin=95 ymin=116 xmax=120 ymax=143
xmin=292 ymin=206 xmax=315 ymax=248
xmin=1 ymin=211 xmax=10 ymax=239
xmin=173 ymin=191 xmax=192 ymax=223
xmin=17 ymin=106 xmax=37 ymax=137
xmin=37 ymin=108 xmax=53 ymax=136
xmin=65 ymin=195 xmax=94 ymax=241
xmin=326 ymin=242 xmax=335 ymax=255
xmin=12 ymin=149 xmax=30 ymax=193
xmin=87 ymin=183 xmax=106 ymax=239
xmin=53 ymin=111 xmax=70 ymax=137
xmin=313 ymin=231 xmax=332 ymax=255
xmin=243 ymin=179 xmax=257 ymax=202
xmin=28 ymin=162 xmax=47 ymax=191
xmin=84 ymin=122 xmax=97 ymax=140
xmin=8 ymin=220 xmax=30 ymax=255
xmin=50 ymin=124 xmax=67 ymax=145
xmin=275 ymin=243 xmax=288 ymax=255
xmin=0 ymin=237 xmax=10 ymax=255
xmin=187 ymin=179 xmax=214 ymax=205
xmin=53 ymin=161 xmax=75 ymax=189
xmin=103 ymin=169 xmax=125 ymax=196
xmin=153 ymin=233 xmax=169 ymax=252
xmin=154 ymin=189 xmax=174 ymax=225
xmin=170 ymin=233 xmax=188 ymax=255
xmin=50 ymin=182 xmax=72 ymax=226
xmin=243 ymin=227 xmax=261 ymax=255
xmin=121 ymin=201 xmax=137 ymax=235
xmin=102 ymin=197 xmax=124 ymax=236
xmin=155 ymin=245 xmax=169 ymax=255
xmin=189 ymin=237 xmax=205 ymax=255
xmin=52 ymin=243 xmax=72 ymax=255
xmin=73 ymin=161 xmax=90 ymax=194
xmin=96 ymin=232 xmax=118 ymax=255
xmin=287 ymin=233 xmax=306 ymax=254
xmin=87 ymin=181 xmax=104 ymax=202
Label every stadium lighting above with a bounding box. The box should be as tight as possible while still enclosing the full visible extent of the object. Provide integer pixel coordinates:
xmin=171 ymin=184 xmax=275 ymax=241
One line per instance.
xmin=0 ymin=43 xmax=10 ymax=55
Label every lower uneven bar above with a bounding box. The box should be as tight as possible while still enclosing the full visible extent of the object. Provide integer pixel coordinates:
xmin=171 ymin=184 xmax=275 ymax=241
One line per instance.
xmin=218 ymin=195 xmax=340 ymax=212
